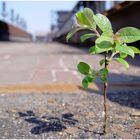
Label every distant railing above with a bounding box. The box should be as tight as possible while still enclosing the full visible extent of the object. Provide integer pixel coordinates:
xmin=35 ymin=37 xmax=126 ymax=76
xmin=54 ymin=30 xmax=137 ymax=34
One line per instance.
xmin=0 ymin=1 xmax=27 ymax=30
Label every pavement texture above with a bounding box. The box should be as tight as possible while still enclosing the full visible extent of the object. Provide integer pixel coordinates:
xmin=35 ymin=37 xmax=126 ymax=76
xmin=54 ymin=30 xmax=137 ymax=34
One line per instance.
xmin=0 ymin=42 xmax=139 ymax=93
xmin=0 ymin=42 xmax=140 ymax=139
xmin=0 ymin=90 xmax=140 ymax=139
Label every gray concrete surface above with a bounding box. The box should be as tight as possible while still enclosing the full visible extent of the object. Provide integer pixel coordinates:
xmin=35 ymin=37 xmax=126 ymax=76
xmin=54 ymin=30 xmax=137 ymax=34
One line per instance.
xmin=0 ymin=42 xmax=139 ymax=86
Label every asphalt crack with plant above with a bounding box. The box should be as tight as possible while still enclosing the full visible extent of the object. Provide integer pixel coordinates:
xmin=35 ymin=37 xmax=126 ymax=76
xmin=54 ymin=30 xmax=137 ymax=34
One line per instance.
xmin=0 ymin=89 xmax=140 ymax=139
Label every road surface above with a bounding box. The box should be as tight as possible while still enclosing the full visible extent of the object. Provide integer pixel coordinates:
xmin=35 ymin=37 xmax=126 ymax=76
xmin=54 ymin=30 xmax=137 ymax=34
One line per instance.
xmin=0 ymin=42 xmax=139 ymax=93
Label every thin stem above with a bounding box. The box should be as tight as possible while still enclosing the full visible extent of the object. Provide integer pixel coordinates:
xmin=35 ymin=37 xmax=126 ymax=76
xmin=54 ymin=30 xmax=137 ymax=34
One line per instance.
xmin=103 ymin=53 xmax=108 ymax=134
xmin=94 ymin=29 xmax=100 ymax=37
xmin=109 ymin=51 xmax=118 ymax=61
xmin=89 ymin=28 xmax=100 ymax=37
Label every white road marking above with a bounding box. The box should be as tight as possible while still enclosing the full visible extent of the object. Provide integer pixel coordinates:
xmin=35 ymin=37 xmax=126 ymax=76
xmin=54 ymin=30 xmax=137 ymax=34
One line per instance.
xmin=59 ymin=58 xmax=69 ymax=72
xmin=51 ymin=70 xmax=57 ymax=82
xmin=3 ymin=55 xmax=11 ymax=60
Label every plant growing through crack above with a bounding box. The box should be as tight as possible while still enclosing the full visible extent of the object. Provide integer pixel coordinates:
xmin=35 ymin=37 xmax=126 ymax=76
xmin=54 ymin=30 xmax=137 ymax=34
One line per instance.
xmin=66 ymin=8 xmax=140 ymax=134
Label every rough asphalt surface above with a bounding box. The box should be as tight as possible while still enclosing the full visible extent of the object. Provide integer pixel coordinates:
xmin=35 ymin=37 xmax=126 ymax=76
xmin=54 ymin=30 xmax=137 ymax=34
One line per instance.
xmin=0 ymin=42 xmax=139 ymax=138
xmin=0 ymin=90 xmax=140 ymax=139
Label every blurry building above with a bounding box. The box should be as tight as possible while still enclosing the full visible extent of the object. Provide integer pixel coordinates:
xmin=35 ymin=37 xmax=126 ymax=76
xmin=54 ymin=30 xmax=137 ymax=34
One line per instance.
xmin=50 ymin=1 xmax=140 ymax=45
xmin=46 ymin=32 xmax=56 ymax=42
xmin=0 ymin=1 xmax=31 ymax=41
xmin=35 ymin=32 xmax=47 ymax=43
xmin=56 ymin=11 xmax=71 ymax=30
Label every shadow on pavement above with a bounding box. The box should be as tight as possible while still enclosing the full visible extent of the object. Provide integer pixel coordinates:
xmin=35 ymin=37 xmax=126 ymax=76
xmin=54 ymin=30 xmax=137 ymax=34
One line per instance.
xmin=18 ymin=110 xmax=104 ymax=136
xmin=18 ymin=111 xmax=78 ymax=135
xmin=79 ymin=72 xmax=140 ymax=110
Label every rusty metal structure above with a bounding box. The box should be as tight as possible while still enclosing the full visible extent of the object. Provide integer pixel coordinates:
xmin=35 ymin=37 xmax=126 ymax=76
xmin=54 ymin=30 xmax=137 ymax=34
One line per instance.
xmin=0 ymin=20 xmax=31 ymax=41
xmin=0 ymin=1 xmax=31 ymax=41
xmin=51 ymin=1 xmax=140 ymax=45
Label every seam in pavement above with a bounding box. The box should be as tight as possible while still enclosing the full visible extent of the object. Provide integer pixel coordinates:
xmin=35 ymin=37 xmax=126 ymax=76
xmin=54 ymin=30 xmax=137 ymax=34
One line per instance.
xmin=0 ymin=83 xmax=139 ymax=94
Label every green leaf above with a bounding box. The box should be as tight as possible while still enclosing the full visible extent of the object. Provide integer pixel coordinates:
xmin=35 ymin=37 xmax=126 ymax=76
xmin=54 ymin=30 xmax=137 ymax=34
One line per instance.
xmin=82 ymin=74 xmax=96 ymax=88
xmin=77 ymin=62 xmax=91 ymax=75
xmin=94 ymin=13 xmax=113 ymax=35
xmin=129 ymin=46 xmax=140 ymax=54
xmin=95 ymin=41 xmax=113 ymax=53
xmin=76 ymin=8 xmax=96 ymax=29
xmin=83 ymin=8 xmax=96 ymax=29
xmin=115 ymin=42 xmax=134 ymax=58
xmin=99 ymin=68 xmax=109 ymax=83
xmin=115 ymin=58 xmax=129 ymax=68
xmin=80 ymin=33 xmax=96 ymax=42
xmin=76 ymin=12 xmax=88 ymax=27
xmin=99 ymin=68 xmax=109 ymax=76
xmin=118 ymin=27 xmax=140 ymax=43
xmin=100 ymin=76 xmax=107 ymax=83
xmin=89 ymin=46 xmax=96 ymax=54
xmin=99 ymin=59 xmax=105 ymax=66
xmin=85 ymin=75 xmax=95 ymax=83
xmin=66 ymin=27 xmax=86 ymax=42
xmin=96 ymin=35 xmax=114 ymax=44
xmin=120 ymin=52 xmax=128 ymax=58
xmin=82 ymin=78 xmax=88 ymax=88
xmin=95 ymin=35 xmax=114 ymax=54
xmin=89 ymin=43 xmax=113 ymax=54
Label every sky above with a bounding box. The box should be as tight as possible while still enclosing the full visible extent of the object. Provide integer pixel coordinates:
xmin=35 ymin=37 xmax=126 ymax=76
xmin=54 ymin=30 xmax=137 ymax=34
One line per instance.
xmin=2 ymin=1 xmax=78 ymax=34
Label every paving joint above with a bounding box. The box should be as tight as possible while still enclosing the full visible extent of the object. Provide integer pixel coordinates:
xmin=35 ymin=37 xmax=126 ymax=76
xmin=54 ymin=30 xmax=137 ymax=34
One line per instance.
xmin=0 ymin=83 xmax=139 ymax=94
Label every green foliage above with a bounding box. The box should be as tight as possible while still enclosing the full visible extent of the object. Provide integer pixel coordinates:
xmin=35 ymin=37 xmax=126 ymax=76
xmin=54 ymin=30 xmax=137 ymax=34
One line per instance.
xmin=89 ymin=41 xmax=113 ymax=54
xmin=115 ymin=42 xmax=134 ymax=58
xmin=93 ymin=14 xmax=113 ymax=36
xmin=66 ymin=7 xmax=140 ymax=88
xmin=89 ymin=46 xmax=96 ymax=54
xmin=96 ymin=36 xmax=113 ymax=44
xmin=118 ymin=27 xmax=140 ymax=43
xmin=76 ymin=12 xmax=88 ymax=27
xmin=99 ymin=68 xmax=109 ymax=76
xmin=129 ymin=46 xmax=140 ymax=54
xmin=76 ymin=8 xmax=96 ymax=29
xmin=115 ymin=58 xmax=129 ymax=69
xmin=95 ymin=36 xmax=114 ymax=53
xmin=120 ymin=52 xmax=128 ymax=59
xmin=80 ymin=33 xmax=96 ymax=42
xmin=99 ymin=68 xmax=109 ymax=83
xmin=67 ymin=8 xmax=140 ymax=135
xmin=99 ymin=59 xmax=105 ymax=66
xmin=66 ymin=27 xmax=86 ymax=42
xmin=77 ymin=62 xmax=91 ymax=75
xmin=95 ymin=41 xmax=113 ymax=53
xmin=82 ymin=75 xmax=95 ymax=88
xmin=82 ymin=78 xmax=88 ymax=88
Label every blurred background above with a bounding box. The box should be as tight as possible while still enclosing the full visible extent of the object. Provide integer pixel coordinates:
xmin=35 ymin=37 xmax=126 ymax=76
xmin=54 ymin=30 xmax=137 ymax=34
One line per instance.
xmin=0 ymin=1 xmax=140 ymax=44
xmin=0 ymin=1 xmax=139 ymax=89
